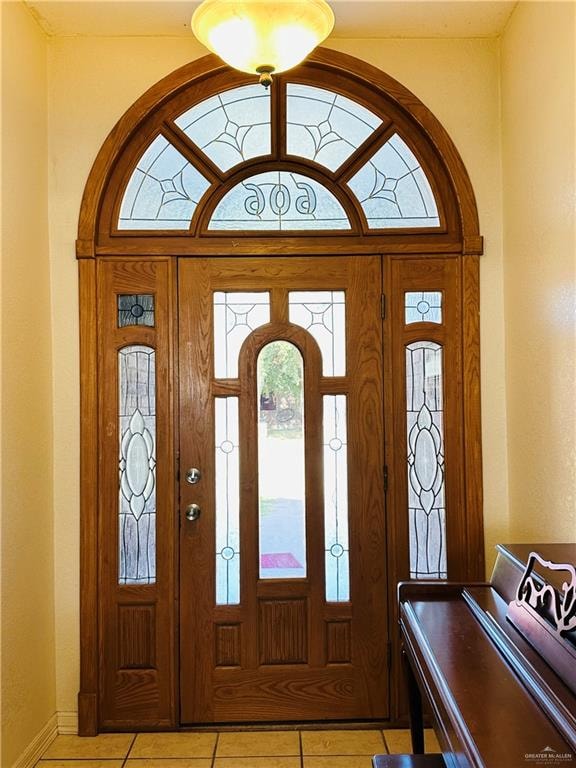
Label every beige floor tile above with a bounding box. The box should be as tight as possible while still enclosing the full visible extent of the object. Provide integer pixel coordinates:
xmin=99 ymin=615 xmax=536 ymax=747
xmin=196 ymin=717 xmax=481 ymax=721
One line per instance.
xmin=214 ymin=758 xmax=301 ymax=768
xmin=216 ymin=731 xmax=300 ymax=757
xmin=37 ymin=762 xmax=124 ymax=768
xmin=41 ymin=734 xmax=134 ymax=759
xmin=303 ymin=757 xmax=375 ymax=768
xmin=383 ymin=728 xmax=440 ymax=754
xmin=130 ymin=733 xmax=217 ymax=759
xmin=301 ymin=730 xmax=385 ymax=756
xmin=127 ymin=760 xmax=212 ymax=767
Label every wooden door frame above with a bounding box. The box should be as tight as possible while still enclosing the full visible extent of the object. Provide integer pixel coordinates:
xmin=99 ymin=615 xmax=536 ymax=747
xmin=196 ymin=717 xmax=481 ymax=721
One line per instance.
xmin=77 ymin=47 xmax=484 ymax=735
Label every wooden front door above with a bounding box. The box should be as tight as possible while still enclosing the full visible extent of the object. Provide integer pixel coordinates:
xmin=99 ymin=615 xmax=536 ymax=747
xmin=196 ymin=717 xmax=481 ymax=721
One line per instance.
xmin=178 ymin=256 xmax=388 ymax=723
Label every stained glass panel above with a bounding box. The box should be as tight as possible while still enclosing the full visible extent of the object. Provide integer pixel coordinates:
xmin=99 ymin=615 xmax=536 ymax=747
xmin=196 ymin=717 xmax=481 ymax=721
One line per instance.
xmin=208 ymin=171 xmax=351 ymax=231
xmin=258 ymin=342 xmax=306 ymax=580
xmin=213 ymin=292 xmax=270 ymax=379
xmin=287 ymin=83 xmax=382 ymax=171
xmin=118 ymin=294 xmax=155 ymax=327
xmin=118 ymin=135 xmax=210 ymax=230
xmin=323 ymin=395 xmax=350 ymax=602
xmin=348 ymin=134 xmax=440 ymax=229
xmin=286 ymin=83 xmax=382 ymax=171
xmin=118 ymin=346 xmax=156 ymax=584
xmin=288 ymin=291 xmax=346 ymax=376
xmin=405 ymin=292 xmax=442 ymax=324
xmin=406 ymin=342 xmax=446 ymax=579
xmin=215 ymin=397 xmax=240 ymax=605
xmin=174 ymin=85 xmax=271 ymax=171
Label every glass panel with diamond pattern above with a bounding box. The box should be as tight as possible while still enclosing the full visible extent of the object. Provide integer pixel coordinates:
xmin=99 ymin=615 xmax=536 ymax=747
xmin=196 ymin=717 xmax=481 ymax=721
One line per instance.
xmin=213 ymin=292 xmax=271 ymax=379
xmin=286 ymin=83 xmax=382 ymax=171
xmin=208 ymin=172 xmax=351 ymax=231
xmin=406 ymin=341 xmax=446 ymax=579
xmin=118 ymin=345 xmax=156 ymax=584
xmin=348 ymin=134 xmax=440 ymax=229
xmin=288 ymin=291 xmax=346 ymax=376
xmin=118 ymin=135 xmax=210 ymax=230
xmin=174 ymin=85 xmax=271 ymax=172
xmin=215 ymin=397 xmax=240 ymax=605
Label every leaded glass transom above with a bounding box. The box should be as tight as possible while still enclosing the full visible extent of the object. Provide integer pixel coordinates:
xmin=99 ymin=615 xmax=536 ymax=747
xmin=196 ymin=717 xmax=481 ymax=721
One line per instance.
xmin=288 ymin=291 xmax=346 ymax=376
xmin=405 ymin=292 xmax=442 ymax=324
xmin=118 ymin=346 xmax=156 ymax=584
xmin=118 ymin=294 xmax=155 ymax=327
xmin=348 ymin=134 xmax=440 ymax=229
xmin=406 ymin=342 xmax=446 ymax=579
xmin=323 ymin=395 xmax=349 ymax=602
xmin=118 ymin=135 xmax=210 ymax=230
xmin=215 ymin=397 xmax=240 ymax=605
xmin=213 ymin=292 xmax=271 ymax=379
xmin=286 ymin=84 xmax=382 ymax=171
xmin=208 ymin=172 xmax=351 ymax=231
xmin=174 ymin=85 xmax=271 ymax=172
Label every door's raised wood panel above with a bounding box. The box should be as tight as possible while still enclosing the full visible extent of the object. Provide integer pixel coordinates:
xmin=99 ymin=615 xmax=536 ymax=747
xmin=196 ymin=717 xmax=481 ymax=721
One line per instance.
xmin=215 ymin=625 xmax=242 ymax=667
xmin=259 ymin=600 xmax=308 ymax=665
xmin=326 ymin=621 xmax=352 ymax=664
xmin=118 ymin=605 xmax=156 ymax=669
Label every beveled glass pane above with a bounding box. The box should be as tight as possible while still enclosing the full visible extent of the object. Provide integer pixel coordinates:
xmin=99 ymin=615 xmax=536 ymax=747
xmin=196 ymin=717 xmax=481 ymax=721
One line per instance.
xmin=118 ymin=294 xmax=155 ymax=327
xmin=215 ymin=397 xmax=240 ymax=605
xmin=286 ymin=83 xmax=382 ymax=171
xmin=213 ymin=292 xmax=270 ymax=379
xmin=348 ymin=133 xmax=440 ymax=229
xmin=118 ymin=135 xmax=210 ymax=230
xmin=258 ymin=342 xmax=306 ymax=579
xmin=174 ymin=85 xmax=271 ymax=171
xmin=405 ymin=291 xmax=442 ymax=324
xmin=406 ymin=342 xmax=446 ymax=578
xmin=208 ymin=171 xmax=351 ymax=231
xmin=118 ymin=346 xmax=156 ymax=584
xmin=323 ymin=395 xmax=350 ymax=602
xmin=289 ymin=291 xmax=345 ymax=376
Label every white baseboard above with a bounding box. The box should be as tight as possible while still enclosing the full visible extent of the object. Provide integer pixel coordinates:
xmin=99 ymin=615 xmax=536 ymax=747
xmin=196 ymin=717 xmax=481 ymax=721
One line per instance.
xmin=57 ymin=710 xmax=78 ymax=735
xmin=11 ymin=713 xmax=58 ymax=768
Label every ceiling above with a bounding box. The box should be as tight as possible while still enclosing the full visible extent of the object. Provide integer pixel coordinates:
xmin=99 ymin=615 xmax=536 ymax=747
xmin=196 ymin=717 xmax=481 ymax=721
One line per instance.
xmin=25 ymin=0 xmax=517 ymax=39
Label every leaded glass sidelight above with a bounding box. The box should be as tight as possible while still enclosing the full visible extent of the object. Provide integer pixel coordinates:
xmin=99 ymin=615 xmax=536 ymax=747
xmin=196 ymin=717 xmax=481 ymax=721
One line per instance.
xmin=286 ymin=84 xmax=382 ymax=171
xmin=213 ymin=292 xmax=271 ymax=379
xmin=258 ymin=342 xmax=306 ymax=580
xmin=208 ymin=172 xmax=351 ymax=231
xmin=174 ymin=85 xmax=271 ymax=171
xmin=405 ymin=292 xmax=442 ymax=325
xmin=215 ymin=397 xmax=240 ymax=605
xmin=118 ymin=135 xmax=210 ymax=230
xmin=348 ymin=134 xmax=440 ymax=229
xmin=288 ymin=291 xmax=346 ymax=376
xmin=118 ymin=294 xmax=155 ymax=327
xmin=323 ymin=395 xmax=350 ymax=602
xmin=118 ymin=346 xmax=156 ymax=584
xmin=406 ymin=342 xmax=446 ymax=579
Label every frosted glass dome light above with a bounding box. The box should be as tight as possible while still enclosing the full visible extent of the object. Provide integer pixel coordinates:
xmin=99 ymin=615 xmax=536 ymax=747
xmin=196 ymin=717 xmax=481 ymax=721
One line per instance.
xmin=191 ymin=0 xmax=335 ymax=87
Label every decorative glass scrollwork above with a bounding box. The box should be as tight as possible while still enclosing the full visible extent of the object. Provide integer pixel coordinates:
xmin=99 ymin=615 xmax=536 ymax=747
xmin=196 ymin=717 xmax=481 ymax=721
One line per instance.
xmin=406 ymin=341 xmax=446 ymax=579
xmin=118 ymin=346 xmax=156 ymax=584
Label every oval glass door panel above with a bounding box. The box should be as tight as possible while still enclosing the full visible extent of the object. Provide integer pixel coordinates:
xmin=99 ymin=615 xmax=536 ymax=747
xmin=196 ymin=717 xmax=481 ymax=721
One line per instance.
xmin=257 ymin=341 xmax=306 ymax=579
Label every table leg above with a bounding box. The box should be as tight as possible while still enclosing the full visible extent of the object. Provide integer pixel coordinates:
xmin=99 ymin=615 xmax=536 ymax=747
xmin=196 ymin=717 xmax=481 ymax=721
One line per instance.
xmin=402 ymin=648 xmax=425 ymax=754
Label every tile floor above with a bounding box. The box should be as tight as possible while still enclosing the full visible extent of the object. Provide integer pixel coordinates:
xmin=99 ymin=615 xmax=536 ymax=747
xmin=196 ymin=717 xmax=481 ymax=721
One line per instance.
xmin=35 ymin=728 xmax=440 ymax=767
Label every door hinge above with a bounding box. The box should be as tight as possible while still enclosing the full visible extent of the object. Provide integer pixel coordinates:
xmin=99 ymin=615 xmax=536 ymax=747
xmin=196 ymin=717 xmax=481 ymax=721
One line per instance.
xmin=383 ymin=464 xmax=389 ymax=493
xmin=380 ymin=293 xmax=386 ymax=319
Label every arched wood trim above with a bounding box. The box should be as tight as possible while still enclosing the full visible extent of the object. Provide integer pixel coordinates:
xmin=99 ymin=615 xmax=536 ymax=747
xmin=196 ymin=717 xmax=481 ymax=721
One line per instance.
xmin=77 ymin=48 xmax=482 ymax=257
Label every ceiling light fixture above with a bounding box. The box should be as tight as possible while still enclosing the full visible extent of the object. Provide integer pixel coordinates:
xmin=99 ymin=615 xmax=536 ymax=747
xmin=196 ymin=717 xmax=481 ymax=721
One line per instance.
xmin=191 ymin=0 xmax=335 ymax=88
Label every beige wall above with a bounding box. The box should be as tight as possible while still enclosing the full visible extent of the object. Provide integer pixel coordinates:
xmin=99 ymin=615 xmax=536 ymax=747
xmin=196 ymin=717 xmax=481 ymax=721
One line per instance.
xmin=1 ymin=2 xmax=56 ymax=765
xmin=501 ymin=2 xmax=576 ymax=543
xmin=48 ymin=33 xmax=507 ymax=714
